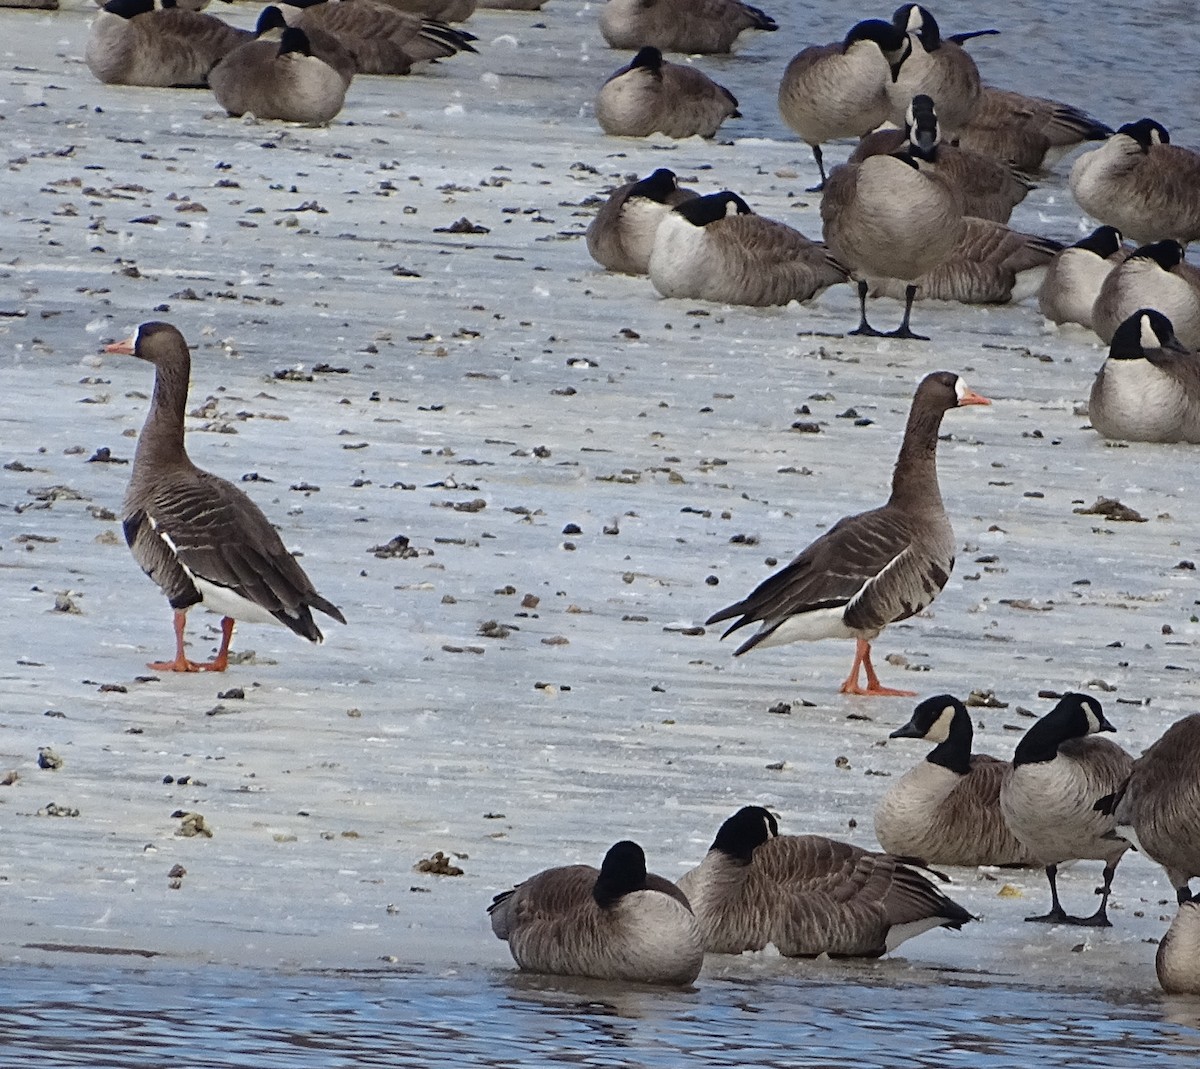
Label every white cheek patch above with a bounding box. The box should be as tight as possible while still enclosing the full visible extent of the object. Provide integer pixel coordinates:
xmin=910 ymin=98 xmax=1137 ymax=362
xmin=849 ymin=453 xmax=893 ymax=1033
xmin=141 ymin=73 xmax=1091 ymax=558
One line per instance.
xmin=1139 ymin=314 xmax=1160 ymax=351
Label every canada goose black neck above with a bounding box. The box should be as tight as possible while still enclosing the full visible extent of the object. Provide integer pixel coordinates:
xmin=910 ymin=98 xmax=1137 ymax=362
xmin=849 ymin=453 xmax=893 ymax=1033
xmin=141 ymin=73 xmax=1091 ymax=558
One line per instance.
xmin=630 ymin=46 xmax=664 ymax=72
xmin=628 ymin=168 xmax=679 ymax=205
xmin=893 ymin=4 xmax=941 ymax=49
xmin=1131 ymin=239 xmax=1185 ymax=271
xmin=1118 ymin=118 xmax=1170 ymax=150
xmin=843 ymin=18 xmax=905 ymax=53
xmin=1108 ymin=309 xmax=1181 ymax=360
xmin=674 ymin=191 xmax=752 ymax=227
xmin=891 ymin=694 xmax=973 ymax=775
xmin=1013 ymin=693 xmax=1115 ymax=767
xmin=1074 ymin=226 xmax=1123 ymax=258
xmin=256 ymin=5 xmax=287 ymax=34
xmin=907 ymin=94 xmax=939 ymax=160
xmin=710 ymin=806 xmax=778 ymax=864
xmin=279 ymin=27 xmax=312 ymax=57
xmin=592 ymin=840 xmax=648 ymax=908
xmin=104 ymin=0 xmax=154 ymax=17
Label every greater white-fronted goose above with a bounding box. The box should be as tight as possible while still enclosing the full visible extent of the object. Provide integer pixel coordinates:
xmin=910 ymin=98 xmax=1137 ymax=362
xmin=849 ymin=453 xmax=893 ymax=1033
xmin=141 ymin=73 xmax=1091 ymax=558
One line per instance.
xmin=876 ymin=694 xmax=1034 ymax=867
xmin=597 ymin=0 xmax=776 ymax=55
xmin=372 ymin=0 xmax=475 ymax=20
xmin=648 ymin=191 xmax=848 ymax=308
xmin=86 ymin=0 xmax=250 ymax=88
xmin=677 ymin=806 xmax=973 ymax=958
xmin=1088 ymin=309 xmax=1200 ymax=444
xmin=210 ymin=27 xmax=350 ymax=124
xmin=777 ymin=19 xmax=906 ymax=191
xmin=585 ymin=168 xmax=698 ymax=276
xmin=954 ymin=86 xmax=1112 ymax=174
xmin=1157 ymin=901 xmax=1200 ymax=995
xmin=107 ymin=322 xmax=346 ymax=672
xmin=707 ymin=371 xmax=989 ymax=696
xmin=595 ymin=47 xmax=739 ymax=140
xmin=1091 ymin=240 xmax=1200 ymax=348
xmin=821 ymin=95 xmax=965 ymax=338
xmin=999 ymin=693 xmax=1132 ymax=926
xmin=887 ymin=5 xmax=994 ymax=136
xmin=1070 ymin=119 xmax=1200 ymax=246
xmin=489 ymin=840 xmax=704 ymax=985
xmin=1038 ymin=225 xmax=1128 ymax=330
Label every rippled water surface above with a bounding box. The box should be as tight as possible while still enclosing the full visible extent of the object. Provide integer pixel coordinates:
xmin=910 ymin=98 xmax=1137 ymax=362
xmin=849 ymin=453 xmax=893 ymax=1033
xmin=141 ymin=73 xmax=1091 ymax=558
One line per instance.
xmin=3 ymin=965 xmax=1200 ymax=1068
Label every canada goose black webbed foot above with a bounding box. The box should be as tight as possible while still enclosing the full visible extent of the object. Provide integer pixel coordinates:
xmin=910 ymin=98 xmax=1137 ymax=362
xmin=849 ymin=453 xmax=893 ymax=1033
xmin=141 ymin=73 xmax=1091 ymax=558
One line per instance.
xmin=849 ymin=323 xmax=887 ymax=337
xmin=1024 ymin=907 xmax=1072 ymax=924
xmin=885 ymin=325 xmax=930 ymax=341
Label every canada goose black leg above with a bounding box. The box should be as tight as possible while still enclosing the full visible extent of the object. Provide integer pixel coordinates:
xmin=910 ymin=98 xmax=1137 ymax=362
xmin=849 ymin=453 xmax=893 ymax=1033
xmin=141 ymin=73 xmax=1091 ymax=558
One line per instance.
xmin=1025 ymin=865 xmax=1073 ymax=924
xmin=1063 ymin=860 xmax=1119 ymax=927
xmin=884 ymin=284 xmax=929 ymax=341
xmin=805 ymin=145 xmax=827 ymax=193
xmin=1178 ymin=884 xmax=1194 ymax=905
xmin=848 ymin=279 xmax=885 ymax=337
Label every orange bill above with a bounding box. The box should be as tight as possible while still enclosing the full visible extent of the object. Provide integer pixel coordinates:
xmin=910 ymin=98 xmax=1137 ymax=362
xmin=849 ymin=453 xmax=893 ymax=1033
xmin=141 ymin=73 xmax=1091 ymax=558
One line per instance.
xmin=104 ymin=337 xmax=135 ymax=355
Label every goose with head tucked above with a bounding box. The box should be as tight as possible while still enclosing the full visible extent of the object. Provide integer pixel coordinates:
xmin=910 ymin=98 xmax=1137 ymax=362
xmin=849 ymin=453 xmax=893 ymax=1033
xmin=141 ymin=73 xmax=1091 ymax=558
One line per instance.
xmin=999 ymin=693 xmax=1133 ymax=926
xmin=706 ymin=371 xmax=989 ymax=697
xmin=106 ymin=322 xmax=346 ymax=672
xmin=1038 ymin=226 xmax=1129 ymax=330
xmin=677 ymin=806 xmax=974 ymax=958
xmin=585 ymin=168 xmax=698 ymax=276
xmin=876 ymin=694 xmax=1034 ymax=867
xmin=1091 ymin=240 xmax=1200 ymax=349
xmin=598 ymin=0 xmax=777 ymax=55
xmin=489 ymin=840 xmax=704 ymax=985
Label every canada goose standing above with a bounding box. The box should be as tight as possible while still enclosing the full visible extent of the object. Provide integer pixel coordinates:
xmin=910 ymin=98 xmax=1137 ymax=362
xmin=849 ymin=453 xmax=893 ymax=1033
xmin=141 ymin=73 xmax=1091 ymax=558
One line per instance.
xmin=106 ymin=322 xmax=346 ymax=672
xmin=488 ymin=840 xmax=704 ymax=985
xmin=821 ymin=95 xmax=965 ymax=338
xmin=1088 ymin=310 xmax=1200 ymax=444
xmin=677 ymin=806 xmax=973 ymax=957
xmin=1157 ymin=901 xmax=1200 ymax=995
xmin=706 ymin=372 xmax=989 ymax=696
xmin=210 ymin=27 xmax=349 ymax=124
xmin=585 ymin=168 xmax=698 ymax=276
xmin=954 ymin=86 xmax=1113 ymax=174
xmin=1038 ymin=225 xmax=1128 ymax=330
xmin=1070 ymin=119 xmax=1200 ymax=246
xmin=595 ymin=47 xmax=739 ymax=140
xmin=1091 ymin=240 xmax=1200 ymax=348
xmin=777 ymin=19 xmax=907 ymax=191
xmin=86 ymin=0 xmax=250 ymax=88
xmin=876 ymin=694 xmax=1034 ymax=867
xmin=999 ymin=693 xmax=1133 ymax=926
xmin=598 ymin=0 xmax=777 ymax=55
xmin=647 ymin=191 xmax=848 ymax=307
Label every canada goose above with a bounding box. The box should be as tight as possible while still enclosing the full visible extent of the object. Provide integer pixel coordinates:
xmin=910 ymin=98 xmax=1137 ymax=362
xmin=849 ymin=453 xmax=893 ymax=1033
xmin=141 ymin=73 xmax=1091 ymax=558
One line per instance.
xmin=999 ymin=693 xmax=1133 ymax=926
xmin=1038 ymin=226 xmax=1128 ymax=330
xmin=585 ymin=168 xmax=698 ymax=276
xmin=954 ymin=86 xmax=1113 ymax=174
xmin=867 ymin=217 xmax=1062 ymax=305
xmin=86 ymin=0 xmax=250 ymax=88
xmin=1088 ymin=310 xmax=1200 ymax=444
xmin=821 ymin=95 xmax=964 ymax=338
xmin=247 ymin=5 xmax=356 ymax=85
xmin=707 ymin=372 xmax=989 ymax=696
xmin=105 ymin=322 xmax=346 ymax=672
xmin=209 ymin=27 xmax=349 ymax=124
xmin=597 ymin=0 xmax=777 ymax=56
xmin=677 ymin=806 xmax=973 ymax=957
xmin=887 ymin=4 xmax=994 ymax=136
xmin=1070 ymin=119 xmax=1200 ymax=246
xmin=777 ymin=18 xmax=907 ymax=190
xmin=647 ymin=191 xmax=848 ymax=307
xmin=595 ymin=47 xmax=739 ymax=140
xmin=1157 ymin=901 xmax=1200 ymax=995
xmin=1091 ymin=240 xmax=1200 ymax=349
xmin=488 ymin=840 xmax=704 ymax=985
xmin=876 ymin=695 xmax=1034 ymax=867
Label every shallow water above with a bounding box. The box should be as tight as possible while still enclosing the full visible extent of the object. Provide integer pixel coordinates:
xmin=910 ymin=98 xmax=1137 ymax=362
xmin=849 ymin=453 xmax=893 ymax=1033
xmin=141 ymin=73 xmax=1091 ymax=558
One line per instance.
xmin=4 ymin=963 xmax=1200 ymax=1068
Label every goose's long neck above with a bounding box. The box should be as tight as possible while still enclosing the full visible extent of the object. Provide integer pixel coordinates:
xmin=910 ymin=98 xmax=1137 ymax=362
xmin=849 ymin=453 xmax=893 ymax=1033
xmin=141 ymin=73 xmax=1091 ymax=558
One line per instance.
xmin=888 ymin=400 xmax=946 ymax=510
xmin=928 ymin=707 xmax=973 ymax=775
xmin=135 ymin=357 xmax=192 ymax=472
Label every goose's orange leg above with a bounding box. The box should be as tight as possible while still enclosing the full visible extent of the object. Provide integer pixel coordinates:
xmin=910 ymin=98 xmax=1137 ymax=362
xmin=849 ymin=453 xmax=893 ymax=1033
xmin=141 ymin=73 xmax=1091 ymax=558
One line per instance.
xmin=148 ymin=613 xmax=234 ymax=673
xmin=838 ymin=638 xmax=916 ymax=697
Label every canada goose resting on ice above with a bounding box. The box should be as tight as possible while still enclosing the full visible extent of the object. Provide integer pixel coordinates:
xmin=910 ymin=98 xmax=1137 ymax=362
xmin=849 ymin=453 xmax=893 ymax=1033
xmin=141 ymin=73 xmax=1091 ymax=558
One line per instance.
xmin=585 ymin=168 xmax=698 ymax=276
xmin=876 ymin=694 xmax=1034 ymax=867
xmin=999 ymin=693 xmax=1133 ymax=926
xmin=598 ymin=0 xmax=777 ymax=55
xmin=1157 ymin=901 xmax=1200 ymax=995
xmin=647 ymin=191 xmax=848 ymax=307
xmin=707 ymin=372 xmax=989 ymax=696
xmin=1091 ymin=240 xmax=1200 ymax=349
xmin=677 ymin=806 xmax=974 ymax=957
xmin=1038 ymin=226 xmax=1128 ymax=330
xmin=595 ymin=47 xmax=739 ymax=140
xmin=489 ymin=840 xmax=704 ymax=985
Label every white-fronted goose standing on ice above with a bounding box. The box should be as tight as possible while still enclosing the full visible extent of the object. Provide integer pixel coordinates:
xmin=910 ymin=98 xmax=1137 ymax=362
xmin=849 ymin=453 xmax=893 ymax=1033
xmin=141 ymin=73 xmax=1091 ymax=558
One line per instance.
xmin=210 ymin=27 xmax=350 ymax=123
xmin=1088 ymin=309 xmax=1200 ymax=444
xmin=597 ymin=0 xmax=776 ymax=55
xmin=876 ymin=694 xmax=1033 ymax=867
xmin=489 ymin=840 xmax=704 ymax=985
xmin=1070 ymin=119 xmax=1200 ymax=246
xmin=595 ymin=47 xmax=739 ymax=140
xmin=648 ymin=191 xmax=848 ymax=307
xmin=108 ymin=322 xmax=346 ymax=672
xmin=777 ymin=18 xmax=906 ymax=191
xmin=954 ymin=86 xmax=1112 ymax=174
xmin=1157 ymin=902 xmax=1200 ymax=995
xmin=586 ymin=168 xmax=698 ymax=276
xmin=821 ymin=95 xmax=965 ymax=338
xmin=707 ymin=372 xmax=988 ymax=696
xmin=677 ymin=806 xmax=973 ymax=957
xmin=999 ymin=693 xmax=1132 ymax=926
xmin=86 ymin=0 xmax=251 ymax=87
xmin=1038 ymin=225 xmax=1128 ymax=330
xmin=1091 ymin=240 xmax=1200 ymax=348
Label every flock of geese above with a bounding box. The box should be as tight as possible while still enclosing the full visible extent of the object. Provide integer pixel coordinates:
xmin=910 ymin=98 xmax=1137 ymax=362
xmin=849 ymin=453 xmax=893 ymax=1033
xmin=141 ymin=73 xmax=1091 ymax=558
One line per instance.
xmin=54 ymin=0 xmax=1200 ymax=995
